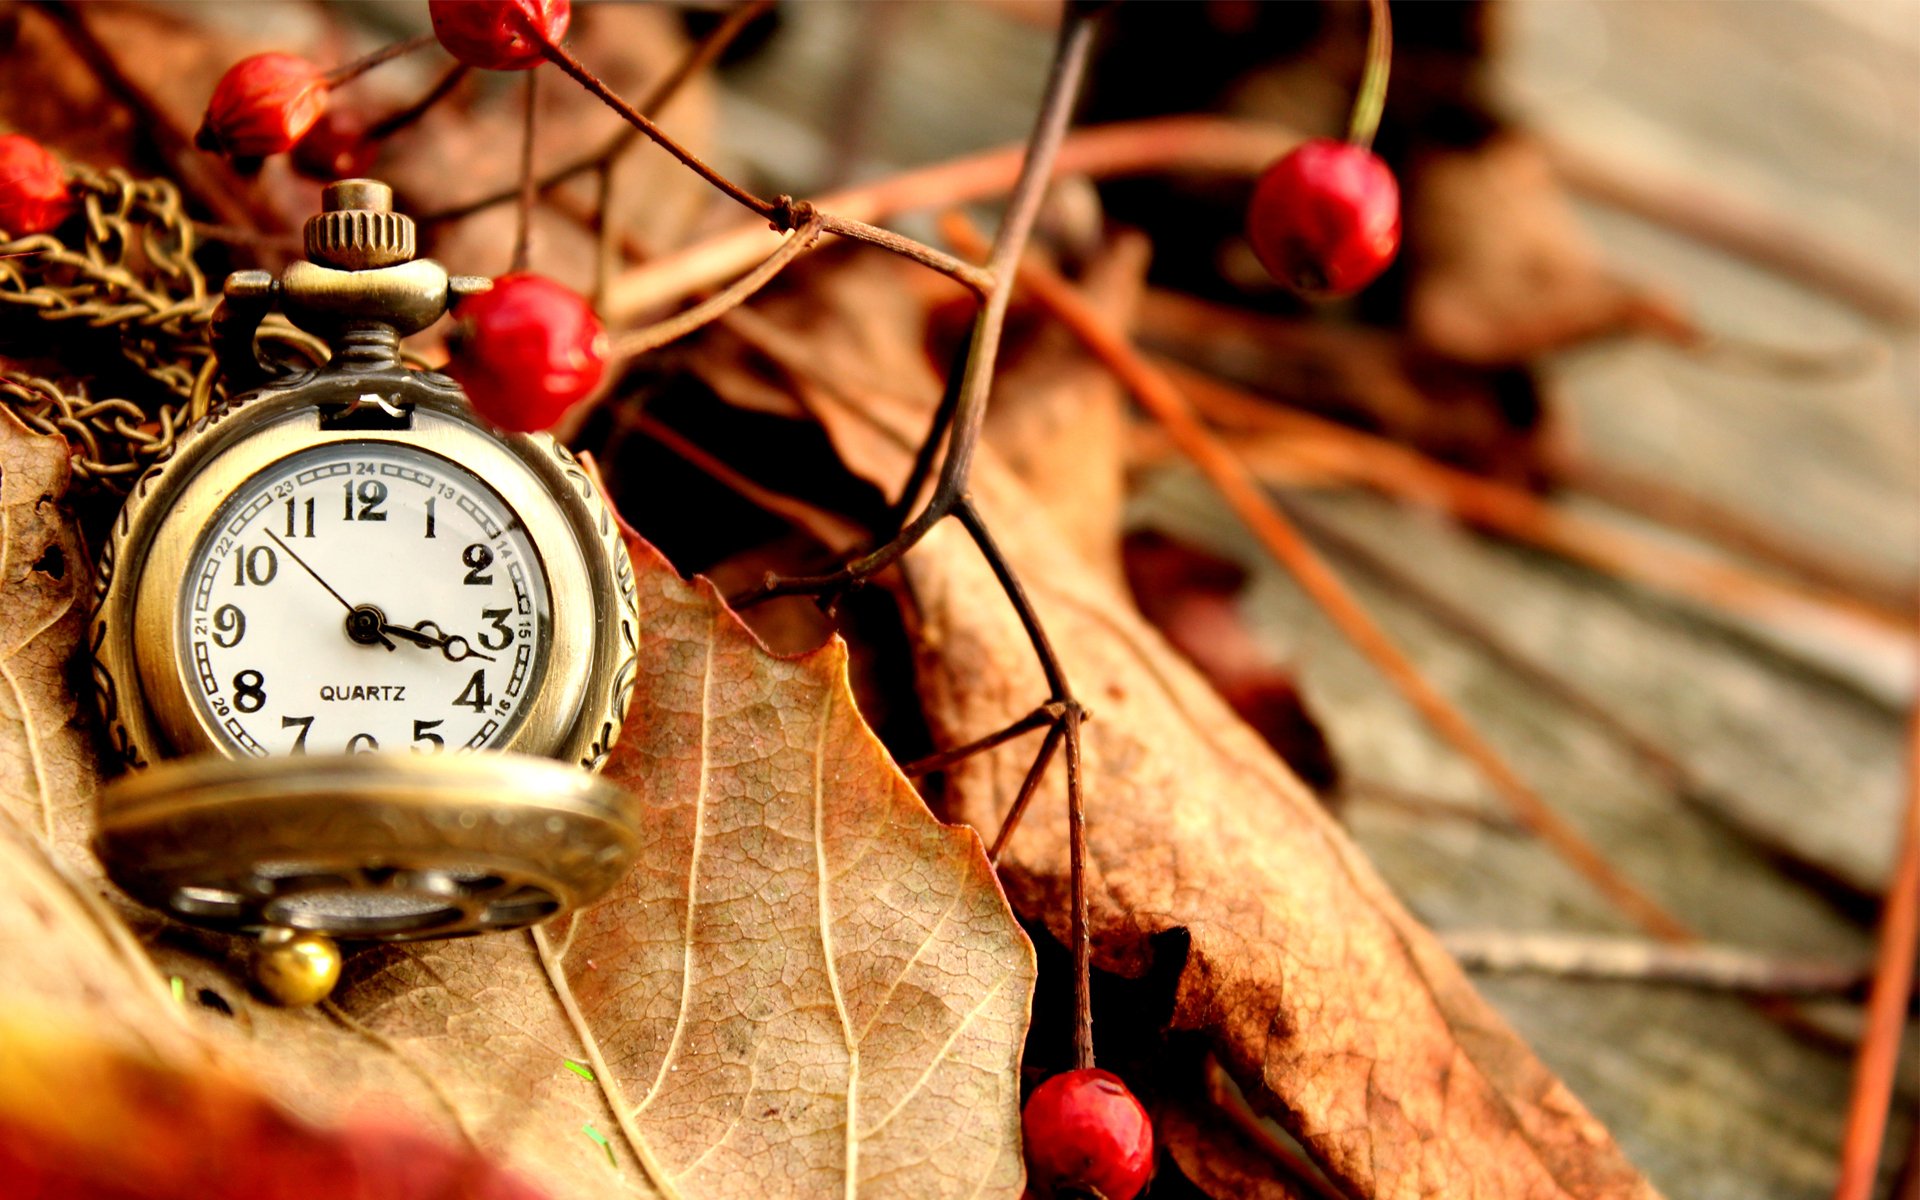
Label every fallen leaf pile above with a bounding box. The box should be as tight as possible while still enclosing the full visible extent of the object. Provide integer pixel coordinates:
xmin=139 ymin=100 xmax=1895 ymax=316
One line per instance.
xmin=692 ymin=250 xmax=1664 ymax=1199
xmin=0 ymin=408 xmax=1033 ymax=1199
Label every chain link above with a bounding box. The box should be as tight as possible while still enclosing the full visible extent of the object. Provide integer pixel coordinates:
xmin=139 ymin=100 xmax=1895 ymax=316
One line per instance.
xmin=0 ymin=167 xmax=216 ymax=489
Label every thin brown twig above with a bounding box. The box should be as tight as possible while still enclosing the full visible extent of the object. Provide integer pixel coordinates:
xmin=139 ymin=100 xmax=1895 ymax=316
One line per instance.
xmin=1276 ymin=496 xmax=1694 ymax=790
xmin=535 ymin=29 xmax=994 ymax=296
xmin=1551 ymin=450 xmax=1916 ymax=619
xmin=989 ymin=722 xmax=1065 ymax=865
xmin=1062 ymin=704 xmax=1092 ymax=1072
xmin=1832 ymin=692 xmax=1920 ymax=1200
xmin=535 ymin=33 xmax=776 ymax=220
xmin=604 ymin=116 xmax=1297 ymax=320
xmin=510 ymin=69 xmax=538 ymax=275
xmin=984 ymin=232 xmax=1695 ymax=944
xmin=623 ymin=413 xmax=866 ymax=551
xmin=418 ymin=0 xmax=773 ymax=226
xmin=1159 ymin=366 xmax=1914 ymax=641
xmin=610 ymin=215 xmax=822 ymax=360
xmin=901 ymin=703 xmax=1060 ymax=778
xmin=321 ymin=32 xmax=436 ymax=87
xmin=366 ymin=62 xmax=470 ymax=141
xmin=713 ymin=11 xmax=1104 ymax=1068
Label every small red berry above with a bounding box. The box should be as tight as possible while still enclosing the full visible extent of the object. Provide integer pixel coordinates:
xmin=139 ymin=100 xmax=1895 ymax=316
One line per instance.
xmin=1247 ymin=137 xmax=1401 ymax=298
xmin=0 ymin=135 xmax=73 ymax=236
xmin=292 ymin=110 xmax=377 ymax=181
xmin=1021 ymin=1069 xmax=1154 ymax=1200
xmin=429 ymin=0 xmax=570 ymax=71
xmin=197 ymin=53 xmax=330 ymax=158
xmin=444 ymin=274 xmax=608 ymax=433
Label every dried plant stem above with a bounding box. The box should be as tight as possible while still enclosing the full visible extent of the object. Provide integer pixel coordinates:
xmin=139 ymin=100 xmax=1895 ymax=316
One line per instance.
xmin=1277 ymin=498 xmax=1693 ymax=789
xmin=536 ymin=34 xmax=775 ymax=219
xmin=612 ymin=218 xmax=825 ymax=359
xmin=1552 ymin=450 xmax=1915 ymax=619
xmin=1346 ymin=0 xmax=1392 ymax=151
xmin=990 ymin=723 xmax=1065 ymax=865
xmin=902 ymin=703 xmax=1060 ymax=778
xmin=536 ymin=31 xmax=994 ymax=297
xmin=1832 ymin=696 xmax=1920 ymax=1200
xmin=510 ymin=69 xmax=538 ymax=275
xmin=605 ymin=116 xmax=1295 ymax=320
xmin=623 ymin=414 xmax=866 ymax=550
xmin=321 ymin=32 xmax=436 ymax=87
xmin=1440 ymin=931 xmax=1876 ymax=998
xmin=1063 ymin=705 xmax=1093 ymax=1072
xmin=1159 ymin=366 xmax=1914 ymax=644
xmin=723 ymin=11 xmax=1104 ymax=1070
xmin=420 ymin=0 xmax=772 ymax=226
xmin=991 ymin=240 xmax=1695 ymax=944
xmin=366 ymin=63 xmax=470 ymax=141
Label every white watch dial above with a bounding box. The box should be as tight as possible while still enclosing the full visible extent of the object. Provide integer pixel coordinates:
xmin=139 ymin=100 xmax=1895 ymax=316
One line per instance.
xmin=179 ymin=442 xmax=552 ymax=756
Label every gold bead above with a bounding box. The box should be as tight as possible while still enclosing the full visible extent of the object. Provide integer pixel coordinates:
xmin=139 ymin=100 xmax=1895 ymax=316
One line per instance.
xmin=252 ymin=930 xmax=342 ymax=1007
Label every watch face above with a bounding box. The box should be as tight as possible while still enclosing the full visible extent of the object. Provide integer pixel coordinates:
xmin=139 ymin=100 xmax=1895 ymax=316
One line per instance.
xmin=179 ymin=442 xmax=552 ymax=756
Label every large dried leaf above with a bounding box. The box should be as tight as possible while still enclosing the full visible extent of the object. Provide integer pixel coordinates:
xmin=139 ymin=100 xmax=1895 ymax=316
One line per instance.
xmin=0 ymin=395 xmax=1031 ymax=1199
xmin=706 ymin=254 xmax=1662 ymax=1200
xmin=542 ymin=536 xmax=1033 ymax=1198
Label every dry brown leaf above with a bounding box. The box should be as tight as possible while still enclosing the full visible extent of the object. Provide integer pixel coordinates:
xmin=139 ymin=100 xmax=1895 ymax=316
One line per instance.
xmin=0 ymin=396 xmax=1031 ymax=1200
xmin=0 ymin=407 xmax=98 ymax=853
xmin=539 ymin=535 xmax=1033 ymax=1198
xmin=708 ymin=252 xmax=1663 ymax=1200
xmin=0 ymin=410 xmax=194 ymax=1055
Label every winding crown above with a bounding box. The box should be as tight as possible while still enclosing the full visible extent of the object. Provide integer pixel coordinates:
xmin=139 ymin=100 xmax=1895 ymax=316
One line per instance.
xmin=304 ymin=179 xmax=416 ymax=271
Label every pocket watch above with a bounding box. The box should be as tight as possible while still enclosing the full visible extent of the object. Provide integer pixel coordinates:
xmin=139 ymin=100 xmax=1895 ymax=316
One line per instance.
xmin=88 ymin=180 xmax=640 ymax=993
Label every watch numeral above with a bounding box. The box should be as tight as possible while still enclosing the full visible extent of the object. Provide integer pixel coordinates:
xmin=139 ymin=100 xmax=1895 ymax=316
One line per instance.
xmin=461 ymin=543 xmax=494 ymax=585
xmin=346 ymin=732 xmax=379 ymax=753
xmin=232 ymin=545 xmax=278 ymax=587
xmin=425 ymin=496 xmax=437 ymax=539
xmin=343 ymin=479 xmax=389 ymax=521
xmin=282 ymin=715 xmax=314 ymax=753
xmin=233 ymin=669 xmax=266 ymax=713
xmin=478 ymin=607 xmax=514 ymax=651
xmin=453 ymin=668 xmax=492 ymax=713
xmin=212 ymin=603 xmax=246 ymax=648
xmin=283 ymin=496 xmax=315 ymax=538
xmin=412 ymin=719 xmax=445 ymax=750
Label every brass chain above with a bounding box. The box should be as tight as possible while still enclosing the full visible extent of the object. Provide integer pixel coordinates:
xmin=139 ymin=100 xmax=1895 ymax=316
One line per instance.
xmin=0 ymin=167 xmax=326 ymax=491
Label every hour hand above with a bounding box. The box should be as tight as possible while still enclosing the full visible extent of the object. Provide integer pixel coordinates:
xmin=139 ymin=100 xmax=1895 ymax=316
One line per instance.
xmin=383 ymin=619 xmax=496 ymax=663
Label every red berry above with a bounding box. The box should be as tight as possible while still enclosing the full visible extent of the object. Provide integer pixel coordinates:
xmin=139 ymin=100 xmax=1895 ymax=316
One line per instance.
xmin=197 ymin=53 xmax=330 ymax=158
xmin=0 ymin=135 xmax=73 ymax=236
xmin=292 ymin=110 xmax=377 ymax=181
xmin=429 ymin=0 xmax=570 ymax=71
xmin=1247 ymin=138 xmax=1401 ymax=298
xmin=444 ymin=274 xmax=608 ymax=433
xmin=1021 ymin=1069 xmax=1154 ymax=1200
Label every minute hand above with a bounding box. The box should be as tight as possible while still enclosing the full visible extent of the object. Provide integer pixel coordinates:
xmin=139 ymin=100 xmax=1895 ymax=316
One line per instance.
xmin=264 ymin=530 xmax=396 ymax=651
